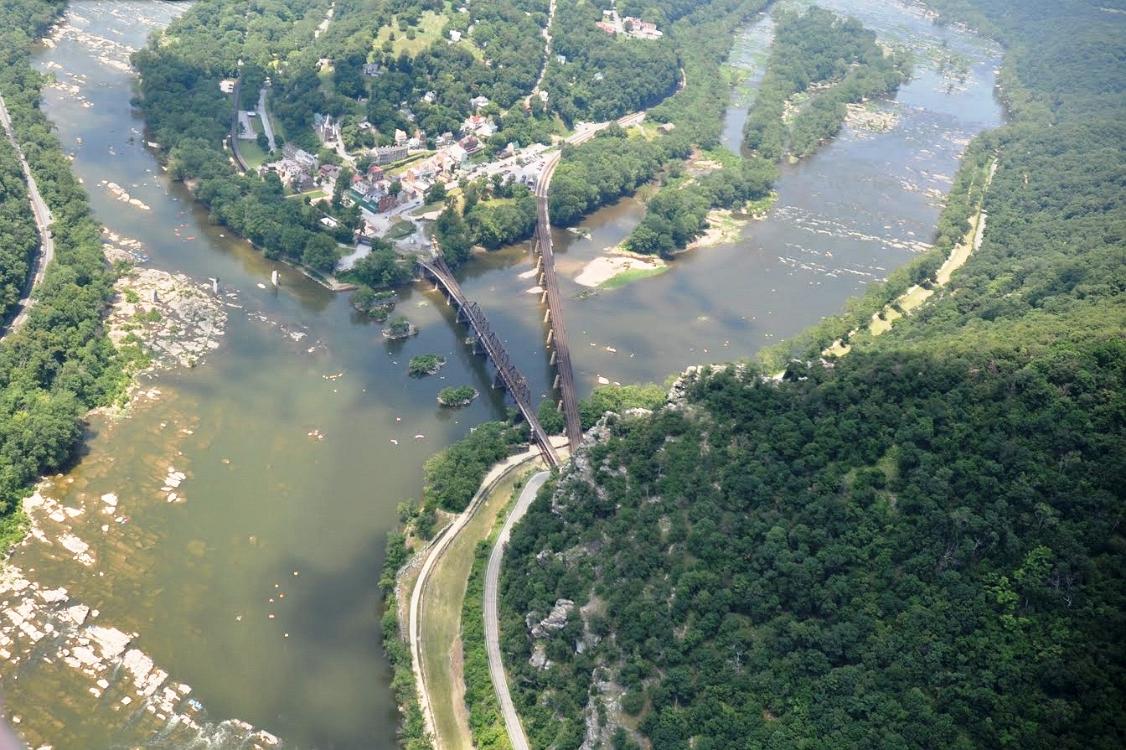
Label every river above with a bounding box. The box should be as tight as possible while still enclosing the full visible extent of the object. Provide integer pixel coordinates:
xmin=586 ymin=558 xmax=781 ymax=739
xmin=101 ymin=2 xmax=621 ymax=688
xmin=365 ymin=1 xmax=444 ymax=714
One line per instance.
xmin=0 ymin=1 xmax=1000 ymax=748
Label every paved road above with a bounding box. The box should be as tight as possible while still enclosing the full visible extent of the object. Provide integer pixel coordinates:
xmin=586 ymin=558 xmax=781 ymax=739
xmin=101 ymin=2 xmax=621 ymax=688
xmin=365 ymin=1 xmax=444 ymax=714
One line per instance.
xmin=530 ymin=0 xmax=557 ymax=97
xmin=256 ymin=87 xmax=276 ymax=152
xmin=0 ymin=92 xmax=55 ymax=338
xmin=407 ymin=450 xmax=546 ymax=748
xmin=484 ymin=470 xmax=550 ymax=750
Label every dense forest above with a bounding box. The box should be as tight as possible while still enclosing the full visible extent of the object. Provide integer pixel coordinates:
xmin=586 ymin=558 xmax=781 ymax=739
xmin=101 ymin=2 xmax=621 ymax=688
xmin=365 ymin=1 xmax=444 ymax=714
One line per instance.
xmin=550 ymin=127 xmax=666 ymax=226
xmin=541 ymin=0 xmax=681 ymax=124
xmin=743 ymin=6 xmax=910 ymax=160
xmin=0 ymin=0 xmax=126 ymax=552
xmin=498 ymin=0 xmax=1126 ymax=747
xmin=503 ymin=347 xmax=1123 ymax=749
xmin=0 ymin=136 xmax=37 ymax=323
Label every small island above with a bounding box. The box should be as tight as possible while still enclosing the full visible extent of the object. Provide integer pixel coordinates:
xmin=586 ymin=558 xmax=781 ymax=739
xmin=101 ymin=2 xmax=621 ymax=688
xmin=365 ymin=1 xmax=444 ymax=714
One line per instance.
xmin=382 ymin=316 xmax=418 ymax=340
xmin=352 ymin=288 xmax=398 ymax=321
xmin=408 ymin=354 xmax=446 ymax=377
xmin=437 ymin=385 xmax=478 ymax=407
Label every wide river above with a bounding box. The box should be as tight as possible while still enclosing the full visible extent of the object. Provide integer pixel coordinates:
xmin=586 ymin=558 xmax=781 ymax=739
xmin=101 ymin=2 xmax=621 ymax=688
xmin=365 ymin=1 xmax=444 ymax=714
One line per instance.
xmin=2 ymin=1 xmax=1000 ymax=747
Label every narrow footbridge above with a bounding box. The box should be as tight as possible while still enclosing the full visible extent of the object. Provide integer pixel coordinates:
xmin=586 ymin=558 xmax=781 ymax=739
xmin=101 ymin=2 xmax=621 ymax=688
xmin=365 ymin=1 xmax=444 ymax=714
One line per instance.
xmin=418 ymin=255 xmax=560 ymax=469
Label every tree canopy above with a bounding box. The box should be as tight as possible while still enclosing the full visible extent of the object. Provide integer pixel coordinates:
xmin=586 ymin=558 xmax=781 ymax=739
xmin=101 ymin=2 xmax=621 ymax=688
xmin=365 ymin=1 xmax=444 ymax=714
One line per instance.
xmin=498 ymin=1 xmax=1126 ymax=747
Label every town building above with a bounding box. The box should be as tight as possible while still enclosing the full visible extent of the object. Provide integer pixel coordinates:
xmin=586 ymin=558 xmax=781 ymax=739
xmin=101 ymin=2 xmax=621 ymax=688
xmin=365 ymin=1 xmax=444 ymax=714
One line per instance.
xmin=370 ymin=144 xmax=409 ymax=165
xmin=313 ymin=113 xmax=340 ymax=143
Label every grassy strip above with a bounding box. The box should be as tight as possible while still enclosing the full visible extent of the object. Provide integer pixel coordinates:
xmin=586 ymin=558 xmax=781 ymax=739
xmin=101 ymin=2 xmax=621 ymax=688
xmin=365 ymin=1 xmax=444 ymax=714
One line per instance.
xmin=419 ymin=466 xmax=529 ymax=746
xmin=460 ymin=507 xmax=517 ymax=749
xmin=757 ymin=136 xmax=997 ymax=370
xmin=601 ymin=265 xmax=668 ymax=290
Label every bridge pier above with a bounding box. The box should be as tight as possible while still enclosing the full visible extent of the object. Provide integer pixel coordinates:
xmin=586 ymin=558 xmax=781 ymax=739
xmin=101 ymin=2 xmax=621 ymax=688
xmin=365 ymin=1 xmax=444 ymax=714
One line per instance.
xmin=417 ymin=253 xmax=560 ymax=468
xmin=543 ymin=308 xmax=551 ymax=324
xmin=546 ymin=329 xmax=554 ymax=346
xmin=553 ymin=373 xmax=561 ymax=390
xmin=540 ymin=290 xmax=548 ymax=305
xmin=550 ymin=349 xmax=556 ymax=365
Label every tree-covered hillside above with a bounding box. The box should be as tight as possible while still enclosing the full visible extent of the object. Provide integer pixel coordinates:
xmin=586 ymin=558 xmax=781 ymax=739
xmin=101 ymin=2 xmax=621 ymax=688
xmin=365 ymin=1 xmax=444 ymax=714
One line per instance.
xmin=0 ymin=135 xmax=37 ymax=322
xmin=498 ymin=1 xmax=1126 ymax=747
xmin=504 ymin=347 xmax=1123 ymax=749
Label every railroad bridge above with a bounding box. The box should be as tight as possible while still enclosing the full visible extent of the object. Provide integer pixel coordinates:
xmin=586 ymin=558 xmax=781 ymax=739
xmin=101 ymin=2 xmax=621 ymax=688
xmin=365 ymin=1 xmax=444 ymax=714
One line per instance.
xmin=415 ymin=116 xmax=654 ymax=464
xmin=530 ymin=189 xmax=583 ymax=450
xmin=417 ymin=255 xmax=561 ymax=469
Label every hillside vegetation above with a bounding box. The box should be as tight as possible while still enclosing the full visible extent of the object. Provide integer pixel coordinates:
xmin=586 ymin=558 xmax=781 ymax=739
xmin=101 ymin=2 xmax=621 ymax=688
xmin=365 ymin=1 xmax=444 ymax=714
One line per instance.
xmin=0 ymin=135 xmax=36 ymax=322
xmin=498 ymin=0 xmax=1126 ymax=747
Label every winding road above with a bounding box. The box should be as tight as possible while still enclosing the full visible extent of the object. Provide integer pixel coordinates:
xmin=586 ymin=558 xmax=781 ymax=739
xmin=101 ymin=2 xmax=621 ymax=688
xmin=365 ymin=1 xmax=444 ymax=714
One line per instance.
xmin=407 ymin=450 xmax=551 ymax=748
xmin=484 ymin=470 xmax=550 ymax=750
xmin=529 ymin=0 xmax=557 ymax=99
xmin=0 ymin=92 xmax=55 ymax=338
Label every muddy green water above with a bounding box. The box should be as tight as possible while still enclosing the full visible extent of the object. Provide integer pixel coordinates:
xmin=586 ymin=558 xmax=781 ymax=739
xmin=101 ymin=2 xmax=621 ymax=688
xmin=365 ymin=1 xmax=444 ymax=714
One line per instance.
xmin=2 ymin=1 xmax=1000 ymax=748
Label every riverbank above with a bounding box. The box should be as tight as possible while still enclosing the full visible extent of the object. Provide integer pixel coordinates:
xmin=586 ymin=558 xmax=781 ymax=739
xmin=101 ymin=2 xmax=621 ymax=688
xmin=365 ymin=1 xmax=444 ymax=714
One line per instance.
xmin=0 ymin=232 xmax=292 ymax=747
xmin=392 ymin=442 xmax=563 ymax=748
xmin=824 ymin=156 xmax=997 ymax=357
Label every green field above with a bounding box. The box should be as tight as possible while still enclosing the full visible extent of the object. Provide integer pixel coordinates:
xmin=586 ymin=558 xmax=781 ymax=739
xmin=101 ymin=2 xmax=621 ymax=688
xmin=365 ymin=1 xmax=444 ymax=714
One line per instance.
xmin=238 ymin=138 xmax=270 ymax=169
xmin=386 ymin=220 xmax=417 ymax=240
xmin=418 ymin=464 xmax=538 ymax=749
xmin=601 ymin=265 xmax=668 ymax=289
xmin=375 ymin=11 xmax=450 ymax=57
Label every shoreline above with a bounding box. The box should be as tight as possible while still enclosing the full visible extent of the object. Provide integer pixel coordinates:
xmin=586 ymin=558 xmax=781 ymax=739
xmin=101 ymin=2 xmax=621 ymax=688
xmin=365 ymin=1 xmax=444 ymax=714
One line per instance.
xmin=0 ymin=230 xmax=285 ymax=747
xmin=397 ymin=442 xmax=562 ymax=747
xmin=824 ymin=156 xmax=997 ymax=357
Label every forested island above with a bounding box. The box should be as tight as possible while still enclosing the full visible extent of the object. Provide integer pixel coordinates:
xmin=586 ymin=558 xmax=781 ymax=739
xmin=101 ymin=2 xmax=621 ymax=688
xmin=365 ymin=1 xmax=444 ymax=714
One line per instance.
xmin=621 ymin=5 xmax=910 ymax=257
xmin=743 ymin=6 xmax=910 ymax=160
xmin=495 ymin=0 xmax=1126 ymax=747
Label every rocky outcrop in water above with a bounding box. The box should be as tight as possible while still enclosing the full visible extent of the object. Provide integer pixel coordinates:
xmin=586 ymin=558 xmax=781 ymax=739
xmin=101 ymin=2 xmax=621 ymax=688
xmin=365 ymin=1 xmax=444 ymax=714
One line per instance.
xmin=105 ymin=257 xmax=227 ymax=372
xmin=0 ymin=563 xmax=280 ymax=749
